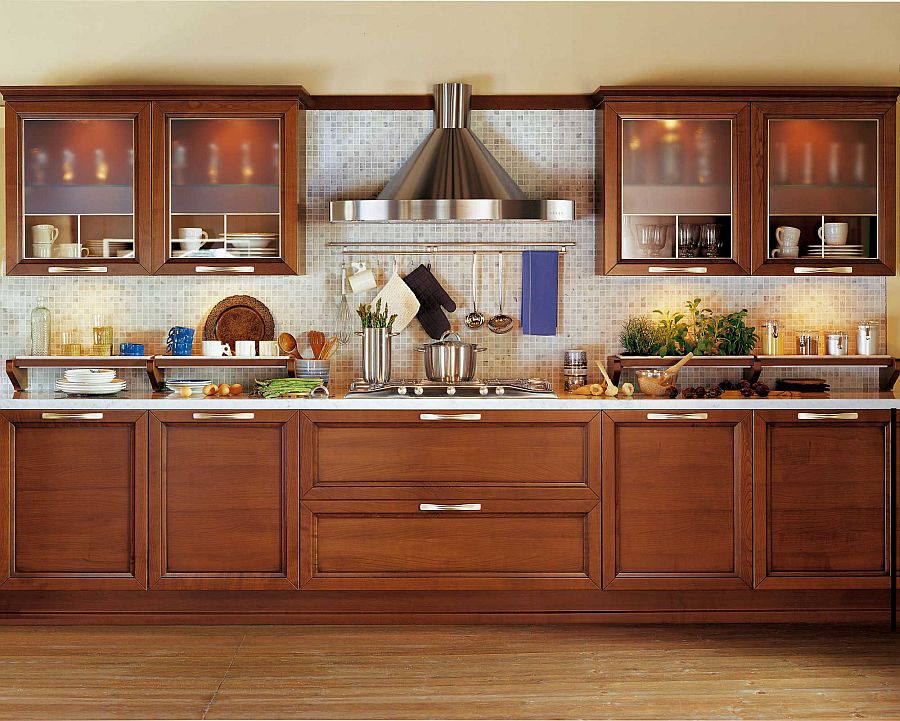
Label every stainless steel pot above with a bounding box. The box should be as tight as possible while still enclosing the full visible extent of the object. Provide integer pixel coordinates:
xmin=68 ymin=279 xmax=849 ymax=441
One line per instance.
xmin=415 ymin=331 xmax=486 ymax=383
xmin=359 ymin=328 xmax=398 ymax=385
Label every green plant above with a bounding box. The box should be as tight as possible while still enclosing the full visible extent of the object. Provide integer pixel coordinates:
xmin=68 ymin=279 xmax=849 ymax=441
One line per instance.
xmin=652 ymin=308 xmax=690 ymax=356
xmin=716 ymin=309 xmax=758 ymax=355
xmin=619 ymin=316 xmax=660 ymax=355
xmin=651 ymin=298 xmax=758 ymax=357
xmin=357 ymin=298 xmax=397 ymax=330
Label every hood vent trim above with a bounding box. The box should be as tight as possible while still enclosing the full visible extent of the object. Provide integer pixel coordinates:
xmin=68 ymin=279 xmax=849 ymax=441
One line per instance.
xmin=329 ymin=83 xmax=575 ymax=223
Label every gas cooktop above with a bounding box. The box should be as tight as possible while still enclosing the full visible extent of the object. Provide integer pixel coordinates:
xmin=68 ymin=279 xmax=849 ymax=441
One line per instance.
xmin=345 ymin=378 xmax=557 ymax=399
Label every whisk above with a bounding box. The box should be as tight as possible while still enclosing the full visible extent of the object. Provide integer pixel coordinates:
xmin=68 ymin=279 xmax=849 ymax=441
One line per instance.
xmin=335 ymin=264 xmax=354 ymax=345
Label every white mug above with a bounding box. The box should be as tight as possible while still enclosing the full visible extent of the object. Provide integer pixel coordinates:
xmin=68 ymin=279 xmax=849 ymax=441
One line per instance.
xmin=775 ymin=226 xmax=801 ymax=246
xmin=258 ymin=340 xmax=279 ymax=357
xmin=201 ymin=340 xmax=232 ymax=357
xmin=234 ymin=340 xmax=256 ymax=357
xmin=32 ymin=224 xmax=59 ymax=244
xmin=33 ymin=244 xmax=53 ymax=259
xmin=179 ymin=227 xmax=209 ymax=240
xmin=54 ymin=244 xmax=90 ymax=258
xmin=348 ymin=261 xmax=377 ymax=293
xmin=772 ymin=246 xmax=799 ymax=258
xmin=818 ymin=222 xmax=849 ymax=246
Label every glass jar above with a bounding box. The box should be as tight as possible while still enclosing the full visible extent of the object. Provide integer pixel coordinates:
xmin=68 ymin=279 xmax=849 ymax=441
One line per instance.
xmin=30 ymin=299 xmax=51 ymax=356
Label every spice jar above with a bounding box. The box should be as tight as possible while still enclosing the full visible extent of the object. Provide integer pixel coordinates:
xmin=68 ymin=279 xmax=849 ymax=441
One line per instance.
xmin=563 ymin=349 xmax=588 ymax=393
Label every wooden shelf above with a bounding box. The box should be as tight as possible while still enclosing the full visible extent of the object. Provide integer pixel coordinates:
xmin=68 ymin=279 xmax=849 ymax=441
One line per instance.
xmin=607 ymin=354 xmax=900 ymax=391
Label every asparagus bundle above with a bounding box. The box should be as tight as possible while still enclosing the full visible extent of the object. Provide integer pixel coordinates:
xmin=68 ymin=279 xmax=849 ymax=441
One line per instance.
xmin=255 ymin=377 xmax=325 ymax=398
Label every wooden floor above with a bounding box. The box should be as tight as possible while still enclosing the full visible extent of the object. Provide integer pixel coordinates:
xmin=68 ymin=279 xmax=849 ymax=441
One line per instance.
xmin=0 ymin=625 xmax=897 ymax=720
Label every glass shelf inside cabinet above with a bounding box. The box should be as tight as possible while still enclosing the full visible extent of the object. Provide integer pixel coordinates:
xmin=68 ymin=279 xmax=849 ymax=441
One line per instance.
xmin=22 ymin=118 xmax=136 ymax=260
xmin=621 ymin=118 xmax=733 ymax=261
xmin=167 ymin=117 xmax=282 ymax=261
xmin=767 ymin=119 xmax=878 ymax=261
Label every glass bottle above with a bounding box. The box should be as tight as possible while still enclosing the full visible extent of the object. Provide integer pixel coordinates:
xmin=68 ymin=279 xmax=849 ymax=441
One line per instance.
xmin=30 ymin=299 xmax=51 ymax=356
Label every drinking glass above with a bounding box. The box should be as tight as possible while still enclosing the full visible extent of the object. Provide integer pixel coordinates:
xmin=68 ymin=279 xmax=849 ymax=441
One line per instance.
xmin=700 ymin=224 xmax=722 ymax=258
xmin=677 ymin=224 xmax=700 ymax=258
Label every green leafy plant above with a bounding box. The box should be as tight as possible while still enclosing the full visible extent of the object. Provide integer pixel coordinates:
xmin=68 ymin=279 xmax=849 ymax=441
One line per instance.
xmin=715 ymin=309 xmax=758 ymax=356
xmin=651 ymin=298 xmax=758 ymax=357
xmin=357 ymin=298 xmax=397 ymax=330
xmin=619 ymin=316 xmax=660 ymax=355
xmin=652 ymin=308 xmax=691 ymax=357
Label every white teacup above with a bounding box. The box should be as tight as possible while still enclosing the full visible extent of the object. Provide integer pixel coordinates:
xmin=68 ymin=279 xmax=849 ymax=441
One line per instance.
xmin=818 ymin=222 xmax=849 ymax=246
xmin=201 ymin=340 xmax=232 ymax=357
xmin=234 ymin=340 xmax=256 ymax=357
xmin=258 ymin=340 xmax=279 ymax=357
xmin=32 ymin=244 xmax=54 ymax=259
xmin=54 ymin=243 xmax=90 ymax=258
xmin=179 ymin=227 xmax=209 ymax=240
xmin=772 ymin=246 xmax=799 ymax=258
xmin=775 ymin=226 xmax=801 ymax=246
xmin=32 ymin=224 xmax=59 ymax=244
xmin=348 ymin=261 xmax=377 ymax=293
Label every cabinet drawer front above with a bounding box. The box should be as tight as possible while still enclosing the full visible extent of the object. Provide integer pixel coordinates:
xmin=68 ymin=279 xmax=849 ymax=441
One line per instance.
xmin=301 ymin=500 xmax=600 ymax=590
xmin=601 ymin=411 xmax=752 ymax=590
xmin=301 ymin=411 xmax=600 ymax=495
xmin=1 ymin=411 xmax=147 ymax=590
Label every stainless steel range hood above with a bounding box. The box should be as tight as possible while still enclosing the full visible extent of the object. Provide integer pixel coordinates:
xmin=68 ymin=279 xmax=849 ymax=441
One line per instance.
xmin=329 ymin=83 xmax=575 ymax=222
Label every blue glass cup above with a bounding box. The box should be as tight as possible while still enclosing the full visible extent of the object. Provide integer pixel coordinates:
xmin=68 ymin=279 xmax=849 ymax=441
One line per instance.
xmin=166 ymin=327 xmax=195 ymax=356
xmin=119 ymin=343 xmax=145 ymax=356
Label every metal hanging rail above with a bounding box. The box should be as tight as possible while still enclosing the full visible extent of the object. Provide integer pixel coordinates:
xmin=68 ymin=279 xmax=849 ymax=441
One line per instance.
xmin=327 ymin=242 xmax=574 ymax=255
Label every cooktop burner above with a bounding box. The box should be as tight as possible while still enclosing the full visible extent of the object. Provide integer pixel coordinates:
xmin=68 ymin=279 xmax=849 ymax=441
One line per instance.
xmin=345 ymin=378 xmax=556 ymax=399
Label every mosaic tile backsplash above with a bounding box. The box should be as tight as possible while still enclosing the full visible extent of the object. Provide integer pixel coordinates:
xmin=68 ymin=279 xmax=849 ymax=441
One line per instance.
xmin=0 ymin=110 xmax=887 ymax=392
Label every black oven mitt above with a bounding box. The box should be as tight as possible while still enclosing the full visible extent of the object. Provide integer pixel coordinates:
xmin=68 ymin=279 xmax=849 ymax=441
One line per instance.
xmin=403 ymin=264 xmax=457 ymax=339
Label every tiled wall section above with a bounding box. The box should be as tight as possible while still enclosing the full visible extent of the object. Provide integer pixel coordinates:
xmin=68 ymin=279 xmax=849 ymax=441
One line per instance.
xmin=1 ymin=110 xmax=887 ymax=392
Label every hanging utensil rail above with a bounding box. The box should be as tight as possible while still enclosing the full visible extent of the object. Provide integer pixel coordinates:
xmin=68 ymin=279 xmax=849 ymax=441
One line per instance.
xmin=328 ymin=242 xmax=573 ymax=255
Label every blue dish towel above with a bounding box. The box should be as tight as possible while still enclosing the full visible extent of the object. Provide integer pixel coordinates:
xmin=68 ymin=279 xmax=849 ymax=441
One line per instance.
xmin=521 ymin=251 xmax=559 ymax=336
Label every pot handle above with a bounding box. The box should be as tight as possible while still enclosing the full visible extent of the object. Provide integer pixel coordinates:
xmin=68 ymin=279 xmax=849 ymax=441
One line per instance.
xmin=414 ymin=347 xmax=425 ymax=352
xmin=475 ymin=347 xmax=488 ymax=352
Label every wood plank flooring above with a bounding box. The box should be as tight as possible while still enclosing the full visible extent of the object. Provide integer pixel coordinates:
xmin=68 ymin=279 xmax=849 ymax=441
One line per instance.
xmin=0 ymin=625 xmax=897 ymax=719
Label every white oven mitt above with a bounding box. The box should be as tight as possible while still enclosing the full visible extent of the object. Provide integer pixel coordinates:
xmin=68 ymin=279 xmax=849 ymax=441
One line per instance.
xmin=373 ymin=270 xmax=420 ymax=333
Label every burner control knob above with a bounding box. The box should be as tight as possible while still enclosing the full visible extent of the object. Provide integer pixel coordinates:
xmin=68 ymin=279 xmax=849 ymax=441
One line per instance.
xmin=413 ymin=386 xmax=424 ymax=396
xmin=397 ymin=386 xmax=407 ymax=395
xmin=446 ymin=386 xmax=456 ymax=396
xmin=479 ymin=387 xmax=489 ymax=396
xmin=495 ymin=387 xmax=505 ymax=396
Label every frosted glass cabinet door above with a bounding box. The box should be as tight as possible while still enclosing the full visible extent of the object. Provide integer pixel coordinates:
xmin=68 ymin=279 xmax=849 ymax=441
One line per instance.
xmin=751 ymin=101 xmax=896 ymax=276
xmin=4 ymin=101 xmax=151 ymax=275
xmin=151 ymin=100 xmax=301 ymax=276
xmin=601 ymin=102 xmax=750 ymax=276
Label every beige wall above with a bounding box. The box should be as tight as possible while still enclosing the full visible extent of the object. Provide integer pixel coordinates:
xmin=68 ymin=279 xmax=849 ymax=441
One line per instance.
xmin=1 ymin=0 xmax=899 ymax=347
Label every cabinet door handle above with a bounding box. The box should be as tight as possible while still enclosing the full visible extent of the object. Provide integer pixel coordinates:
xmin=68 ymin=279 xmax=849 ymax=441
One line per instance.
xmin=48 ymin=266 xmax=108 ymax=274
xmin=648 ymin=266 xmax=708 ymax=274
xmin=419 ymin=413 xmax=482 ymax=421
xmin=646 ymin=412 xmax=709 ymax=420
xmin=195 ymin=266 xmax=255 ymax=274
xmin=793 ymin=266 xmax=853 ymax=275
xmin=41 ymin=412 xmax=104 ymax=420
xmin=419 ymin=503 xmax=482 ymax=512
xmin=191 ymin=412 xmax=255 ymax=420
xmin=797 ymin=412 xmax=859 ymax=420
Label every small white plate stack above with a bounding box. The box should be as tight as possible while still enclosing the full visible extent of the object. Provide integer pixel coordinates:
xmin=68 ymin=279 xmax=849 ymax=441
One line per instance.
xmin=56 ymin=369 xmax=127 ymax=395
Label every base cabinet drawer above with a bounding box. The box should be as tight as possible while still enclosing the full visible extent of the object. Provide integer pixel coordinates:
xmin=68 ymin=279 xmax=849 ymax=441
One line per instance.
xmin=300 ymin=500 xmax=600 ymax=590
xmin=0 ymin=411 xmax=147 ymax=590
xmin=754 ymin=410 xmax=890 ymax=589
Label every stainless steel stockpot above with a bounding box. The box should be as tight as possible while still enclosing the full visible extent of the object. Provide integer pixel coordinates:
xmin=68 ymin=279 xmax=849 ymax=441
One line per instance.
xmin=415 ymin=331 xmax=486 ymax=383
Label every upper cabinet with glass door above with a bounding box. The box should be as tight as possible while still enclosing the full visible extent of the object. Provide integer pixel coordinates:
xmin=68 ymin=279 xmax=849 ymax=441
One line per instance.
xmin=3 ymin=97 xmax=151 ymax=275
xmin=751 ymin=100 xmax=896 ymax=275
xmin=151 ymin=95 xmax=304 ymax=275
xmin=598 ymin=99 xmax=750 ymax=275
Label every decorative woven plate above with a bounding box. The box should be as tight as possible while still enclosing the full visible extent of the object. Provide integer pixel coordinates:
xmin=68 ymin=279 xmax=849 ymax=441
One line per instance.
xmin=203 ymin=295 xmax=275 ymax=348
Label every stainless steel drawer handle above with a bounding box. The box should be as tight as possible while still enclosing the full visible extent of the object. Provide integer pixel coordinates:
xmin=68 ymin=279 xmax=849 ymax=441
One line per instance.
xmin=793 ymin=266 xmax=853 ymax=275
xmin=648 ymin=266 xmax=708 ymax=274
xmin=192 ymin=412 xmax=256 ymax=420
xmin=646 ymin=412 xmax=709 ymax=420
xmin=797 ymin=412 xmax=859 ymax=420
xmin=41 ymin=412 xmax=104 ymax=420
xmin=419 ymin=413 xmax=482 ymax=421
xmin=195 ymin=266 xmax=255 ymax=274
xmin=419 ymin=503 xmax=482 ymax=512
xmin=48 ymin=266 xmax=108 ymax=274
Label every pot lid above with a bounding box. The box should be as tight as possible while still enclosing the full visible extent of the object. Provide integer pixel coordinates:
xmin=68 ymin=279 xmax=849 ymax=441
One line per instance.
xmin=422 ymin=331 xmax=473 ymax=347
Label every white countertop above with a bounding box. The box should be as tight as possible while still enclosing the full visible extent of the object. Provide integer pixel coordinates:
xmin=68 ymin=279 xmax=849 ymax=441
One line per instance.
xmin=1 ymin=390 xmax=898 ymax=410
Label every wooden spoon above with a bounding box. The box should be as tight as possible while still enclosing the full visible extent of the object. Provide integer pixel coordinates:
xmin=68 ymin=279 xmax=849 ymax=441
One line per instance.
xmin=595 ymin=360 xmax=619 ymax=396
xmin=663 ymin=352 xmax=694 ymax=382
xmin=277 ymin=332 xmax=302 ymax=359
xmin=308 ymin=330 xmax=326 ymax=359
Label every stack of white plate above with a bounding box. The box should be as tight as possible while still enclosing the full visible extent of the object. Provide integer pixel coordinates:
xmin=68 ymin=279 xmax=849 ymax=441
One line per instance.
xmin=165 ymin=379 xmax=212 ymax=395
xmin=218 ymin=233 xmax=279 ymax=257
xmin=83 ymin=239 xmax=134 ymax=258
xmin=56 ymin=369 xmax=126 ymax=395
xmin=802 ymin=244 xmax=866 ymax=258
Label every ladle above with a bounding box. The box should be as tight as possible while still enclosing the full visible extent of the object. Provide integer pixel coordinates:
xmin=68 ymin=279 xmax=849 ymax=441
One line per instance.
xmin=487 ymin=252 xmax=514 ymax=334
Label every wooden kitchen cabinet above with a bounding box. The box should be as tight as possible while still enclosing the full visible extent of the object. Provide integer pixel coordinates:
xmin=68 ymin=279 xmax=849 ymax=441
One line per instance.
xmin=149 ymin=410 xmax=299 ymax=589
xmin=301 ymin=499 xmax=600 ymax=591
xmin=300 ymin=410 xmax=601 ymax=499
xmin=750 ymin=100 xmax=896 ymax=275
xmin=754 ymin=410 xmax=890 ymax=589
xmin=600 ymin=410 xmax=753 ymax=590
xmin=0 ymin=410 xmax=147 ymax=590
